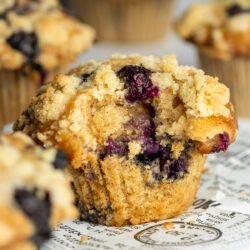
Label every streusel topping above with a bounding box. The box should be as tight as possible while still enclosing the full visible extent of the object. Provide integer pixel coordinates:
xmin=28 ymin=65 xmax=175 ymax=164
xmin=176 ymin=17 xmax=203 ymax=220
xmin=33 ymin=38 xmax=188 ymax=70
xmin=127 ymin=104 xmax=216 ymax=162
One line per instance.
xmin=176 ymin=0 xmax=250 ymax=58
xmin=0 ymin=0 xmax=95 ymax=70
xmin=0 ymin=132 xmax=75 ymax=213
xmin=14 ymin=54 xmax=237 ymax=172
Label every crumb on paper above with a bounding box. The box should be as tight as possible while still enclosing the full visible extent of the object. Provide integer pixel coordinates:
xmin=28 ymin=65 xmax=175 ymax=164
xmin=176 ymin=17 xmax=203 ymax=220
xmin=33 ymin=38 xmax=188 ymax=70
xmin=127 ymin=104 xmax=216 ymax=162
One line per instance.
xmin=203 ymin=167 xmax=210 ymax=174
xmin=80 ymin=235 xmax=88 ymax=243
xmin=189 ymin=220 xmax=196 ymax=224
xmin=244 ymin=192 xmax=250 ymax=196
xmin=163 ymin=222 xmax=175 ymax=231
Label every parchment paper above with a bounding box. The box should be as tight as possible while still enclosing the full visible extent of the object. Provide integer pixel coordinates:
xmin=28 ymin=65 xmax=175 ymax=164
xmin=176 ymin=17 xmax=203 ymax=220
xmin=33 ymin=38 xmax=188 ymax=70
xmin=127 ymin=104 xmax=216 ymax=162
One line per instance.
xmin=4 ymin=120 xmax=250 ymax=250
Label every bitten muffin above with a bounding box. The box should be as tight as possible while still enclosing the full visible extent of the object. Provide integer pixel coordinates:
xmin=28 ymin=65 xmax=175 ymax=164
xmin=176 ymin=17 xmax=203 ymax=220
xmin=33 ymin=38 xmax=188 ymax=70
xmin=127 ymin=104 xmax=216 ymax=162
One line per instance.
xmin=14 ymin=54 xmax=238 ymax=226
xmin=175 ymin=0 xmax=250 ymax=117
xmin=0 ymin=132 xmax=78 ymax=249
xmin=0 ymin=0 xmax=95 ymax=127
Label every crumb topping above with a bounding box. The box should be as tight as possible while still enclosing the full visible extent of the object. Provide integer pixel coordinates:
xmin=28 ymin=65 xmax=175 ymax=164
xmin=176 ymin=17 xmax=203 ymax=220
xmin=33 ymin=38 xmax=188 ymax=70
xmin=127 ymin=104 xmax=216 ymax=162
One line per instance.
xmin=0 ymin=0 xmax=95 ymax=70
xmin=176 ymin=0 xmax=250 ymax=58
xmin=14 ymin=54 xmax=238 ymax=181
xmin=0 ymin=132 xmax=75 ymax=214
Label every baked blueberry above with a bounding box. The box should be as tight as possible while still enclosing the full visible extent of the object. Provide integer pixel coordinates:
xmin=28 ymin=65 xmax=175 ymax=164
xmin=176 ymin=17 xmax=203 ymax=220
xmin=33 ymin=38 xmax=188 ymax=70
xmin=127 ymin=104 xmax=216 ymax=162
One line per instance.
xmin=7 ymin=32 xmax=39 ymax=62
xmin=118 ymin=65 xmax=159 ymax=103
xmin=52 ymin=149 xmax=68 ymax=170
xmin=212 ymin=132 xmax=230 ymax=153
xmin=15 ymin=189 xmax=51 ymax=247
xmin=227 ymin=4 xmax=250 ymax=16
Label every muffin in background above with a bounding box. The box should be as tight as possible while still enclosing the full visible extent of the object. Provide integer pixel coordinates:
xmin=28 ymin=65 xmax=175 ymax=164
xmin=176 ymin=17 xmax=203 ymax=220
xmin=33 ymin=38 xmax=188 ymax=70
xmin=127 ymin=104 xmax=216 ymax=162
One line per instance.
xmin=0 ymin=0 xmax=95 ymax=127
xmin=176 ymin=0 xmax=250 ymax=117
xmin=69 ymin=0 xmax=174 ymax=42
xmin=0 ymin=132 xmax=78 ymax=250
xmin=14 ymin=54 xmax=238 ymax=226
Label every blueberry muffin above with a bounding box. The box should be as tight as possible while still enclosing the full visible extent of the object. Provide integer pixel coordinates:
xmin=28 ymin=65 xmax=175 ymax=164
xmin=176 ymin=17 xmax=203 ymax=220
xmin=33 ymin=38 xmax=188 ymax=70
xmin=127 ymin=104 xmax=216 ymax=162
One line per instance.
xmin=176 ymin=0 xmax=250 ymax=117
xmin=0 ymin=0 xmax=95 ymax=127
xmin=14 ymin=54 xmax=238 ymax=226
xmin=69 ymin=0 xmax=174 ymax=42
xmin=0 ymin=132 xmax=78 ymax=249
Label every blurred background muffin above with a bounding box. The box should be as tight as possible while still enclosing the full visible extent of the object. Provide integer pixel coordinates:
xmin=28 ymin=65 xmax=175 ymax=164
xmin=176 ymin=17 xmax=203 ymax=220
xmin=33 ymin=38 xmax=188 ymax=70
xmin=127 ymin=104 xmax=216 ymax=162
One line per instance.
xmin=63 ymin=0 xmax=174 ymax=42
xmin=0 ymin=0 xmax=95 ymax=127
xmin=176 ymin=0 xmax=250 ymax=118
xmin=0 ymin=132 xmax=78 ymax=249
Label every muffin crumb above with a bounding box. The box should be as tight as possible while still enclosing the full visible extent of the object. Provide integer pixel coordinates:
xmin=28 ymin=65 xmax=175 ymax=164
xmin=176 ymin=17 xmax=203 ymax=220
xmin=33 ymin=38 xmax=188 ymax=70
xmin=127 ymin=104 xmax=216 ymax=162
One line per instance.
xmin=163 ymin=222 xmax=175 ymax=231
xmin=80 ymin=235 xmax=88 ymax=243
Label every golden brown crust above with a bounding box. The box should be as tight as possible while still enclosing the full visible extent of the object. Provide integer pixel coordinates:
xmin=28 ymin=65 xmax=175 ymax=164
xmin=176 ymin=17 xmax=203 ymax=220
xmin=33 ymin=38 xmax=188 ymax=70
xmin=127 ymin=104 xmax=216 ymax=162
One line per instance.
xmin=175 ymin=0 xmax=250 ymax=59
xmin=187 ymin=104 xmax=238 ymax=153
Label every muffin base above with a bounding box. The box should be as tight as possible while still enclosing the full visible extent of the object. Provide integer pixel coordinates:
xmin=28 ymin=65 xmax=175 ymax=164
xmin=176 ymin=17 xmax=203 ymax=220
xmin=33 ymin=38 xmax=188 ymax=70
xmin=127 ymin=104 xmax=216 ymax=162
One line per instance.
xmin=199 ymin=49 xmax=250 ymax=118
xmin=0 ymin=66 xmax=67 ymax=127
xmin=70 ymin=149 xmax=207 ymax=226
xmin=72 ymin=0 xmax=174 ymax=42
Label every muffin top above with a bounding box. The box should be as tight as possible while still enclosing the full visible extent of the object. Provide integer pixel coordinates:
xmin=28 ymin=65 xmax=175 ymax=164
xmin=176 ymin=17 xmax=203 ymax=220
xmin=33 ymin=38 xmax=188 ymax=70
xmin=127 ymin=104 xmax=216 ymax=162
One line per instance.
xmin=176 ymin=0 xmax=250 ymax=59
xmin=0 ymin=0 xmax=95 ymax=71
xmin=0 ymin=132 xmax=76 ymax=215
xmin=14 ymin=54 xmax=238 ymax=171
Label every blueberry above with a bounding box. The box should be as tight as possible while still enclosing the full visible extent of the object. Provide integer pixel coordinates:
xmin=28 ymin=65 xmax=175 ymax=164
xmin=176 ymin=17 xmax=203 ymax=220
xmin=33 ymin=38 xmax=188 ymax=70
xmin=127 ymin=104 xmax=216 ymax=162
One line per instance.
xmin=79 ymin=72 xmax=94 ymax=85
xmin=15 ymin=0 xmax=40 ymax=15
xmin=136 ymin=138 xmax=193 ymax=181
xmin=14 ymin=188 xmax=52 ymax=247
xmin=7 ymin=32 xmax=39 ymax=62
xmin=106 ymin=136 xmax=129 ymax=157
xmin=0 ymin=3 xmax=15 ymax=20
xmin=0 ymin=9 xmax=10 ymax=20
xmin=131 ymin=114 xmax=160 ymax=155
xmin=211 ymin=132 xmax=230 ymax=153
xmin=81 ymin=73 xmax=91 ymax=83
xmin=131 ymin=114 xmax=155 ymax=138
xmin=227 ymin=4 xmax=250 ymax=16
xmin=52 ymin=149 xmax=68 ymax=170
xmin=117 ymin=65 xmax=159 ymax=103
xmin=165 ymin=158 xmax=187 ymax=179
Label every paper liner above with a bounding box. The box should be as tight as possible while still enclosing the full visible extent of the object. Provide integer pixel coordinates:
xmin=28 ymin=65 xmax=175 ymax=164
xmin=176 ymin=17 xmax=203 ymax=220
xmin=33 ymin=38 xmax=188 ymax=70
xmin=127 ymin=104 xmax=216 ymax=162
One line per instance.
xmin=198 ymin=50 xmax=250 ymax=118
xmin=71 ymin=0 xmax=174 ymax=42
xmin=69 ymin=150 xmax=206 ymax=226
xmin=0 ymin=66 xmax=67 ymax=127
